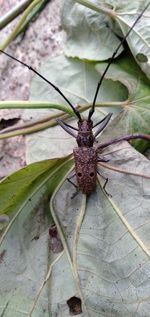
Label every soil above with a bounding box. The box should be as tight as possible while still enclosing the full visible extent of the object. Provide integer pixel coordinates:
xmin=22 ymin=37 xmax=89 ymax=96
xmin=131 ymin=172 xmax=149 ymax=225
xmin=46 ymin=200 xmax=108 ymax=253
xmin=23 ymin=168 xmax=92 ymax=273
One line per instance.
xmin=0 ymin=0 xmax=63 ymax=178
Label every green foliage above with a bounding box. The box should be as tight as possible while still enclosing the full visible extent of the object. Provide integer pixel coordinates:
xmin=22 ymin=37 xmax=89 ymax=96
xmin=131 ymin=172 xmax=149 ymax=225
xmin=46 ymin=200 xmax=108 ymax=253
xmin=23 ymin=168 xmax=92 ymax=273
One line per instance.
xmin=0 ymin=1 xmax=150 ymax=315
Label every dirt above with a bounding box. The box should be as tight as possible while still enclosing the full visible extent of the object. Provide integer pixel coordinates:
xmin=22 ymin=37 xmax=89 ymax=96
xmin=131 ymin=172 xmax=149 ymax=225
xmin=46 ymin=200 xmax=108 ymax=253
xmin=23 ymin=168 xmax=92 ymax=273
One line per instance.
xmin=0 ymin=0 xmax=63 ymax=177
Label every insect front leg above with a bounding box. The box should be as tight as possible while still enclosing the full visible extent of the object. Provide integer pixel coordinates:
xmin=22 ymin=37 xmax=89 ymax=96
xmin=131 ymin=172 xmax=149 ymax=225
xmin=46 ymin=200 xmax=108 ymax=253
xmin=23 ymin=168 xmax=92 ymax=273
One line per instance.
xmin=57 ymin=119 xmax=77 ymax=138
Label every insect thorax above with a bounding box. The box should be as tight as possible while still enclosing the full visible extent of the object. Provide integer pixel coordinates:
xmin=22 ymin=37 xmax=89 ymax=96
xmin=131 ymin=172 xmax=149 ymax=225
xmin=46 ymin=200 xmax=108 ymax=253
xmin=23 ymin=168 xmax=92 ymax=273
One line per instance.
xmin=77 ymin=119 xmax=95 ymax=147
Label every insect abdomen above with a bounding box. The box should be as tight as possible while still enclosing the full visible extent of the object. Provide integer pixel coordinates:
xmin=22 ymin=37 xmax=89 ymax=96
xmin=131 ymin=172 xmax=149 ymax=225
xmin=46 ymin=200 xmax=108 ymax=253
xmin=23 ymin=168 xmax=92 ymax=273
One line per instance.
xmin=73 ymin=147 xmax=97 ymax=194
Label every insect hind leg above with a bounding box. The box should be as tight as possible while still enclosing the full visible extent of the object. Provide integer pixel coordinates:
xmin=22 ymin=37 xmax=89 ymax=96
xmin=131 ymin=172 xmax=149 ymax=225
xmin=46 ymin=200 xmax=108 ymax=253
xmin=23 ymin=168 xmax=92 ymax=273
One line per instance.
xmin=97 ymin=170 xmax=112 ymax=197
xmin=97 ymin=156 xmax=109 ymax=163
xmin=67 ymin=172 xmax=79 ymax=199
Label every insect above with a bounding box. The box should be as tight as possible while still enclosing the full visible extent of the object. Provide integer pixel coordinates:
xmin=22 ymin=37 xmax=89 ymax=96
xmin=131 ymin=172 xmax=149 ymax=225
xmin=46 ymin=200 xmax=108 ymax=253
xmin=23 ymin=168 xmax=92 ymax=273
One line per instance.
xmin=0 ymin=2 xmax=150 ymax=195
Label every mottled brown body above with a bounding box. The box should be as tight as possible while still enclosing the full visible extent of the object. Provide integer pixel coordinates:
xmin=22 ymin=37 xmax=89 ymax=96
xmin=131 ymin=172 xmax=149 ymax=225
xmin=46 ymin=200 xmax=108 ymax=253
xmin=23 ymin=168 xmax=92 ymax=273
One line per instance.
xmin=73 ymin=147 xmax=97 ymax=194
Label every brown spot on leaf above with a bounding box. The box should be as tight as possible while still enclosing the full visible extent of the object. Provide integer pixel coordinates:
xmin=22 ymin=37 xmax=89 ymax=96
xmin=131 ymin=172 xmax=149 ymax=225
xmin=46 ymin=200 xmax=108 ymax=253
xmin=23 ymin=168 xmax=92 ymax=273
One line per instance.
xmin=49 ymin=224 xmax=57 ymax=238
xmin=0 ymin=249 xmax=6 ymax=263
xmin=67 ymin=297 xmax=82 ymax=315
xmin=49 ymin=224 xmax=63 ymax=253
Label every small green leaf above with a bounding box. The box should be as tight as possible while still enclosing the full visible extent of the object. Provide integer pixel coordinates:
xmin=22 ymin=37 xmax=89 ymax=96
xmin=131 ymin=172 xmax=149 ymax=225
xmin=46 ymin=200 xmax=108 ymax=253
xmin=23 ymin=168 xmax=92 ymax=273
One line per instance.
xmin=0 ymin=155 xmax=73 ymax=216
xmin=62 ymin=0 xmax=123 ymax=61
xmin=0 ymin=155 xmax=74 ymax=315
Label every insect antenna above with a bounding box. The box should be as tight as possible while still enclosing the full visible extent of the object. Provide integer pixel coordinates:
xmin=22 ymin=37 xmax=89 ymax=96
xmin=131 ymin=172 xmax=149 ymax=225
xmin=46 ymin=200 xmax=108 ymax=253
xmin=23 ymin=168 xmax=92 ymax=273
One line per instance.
xmin=88 ymin=2 xmax=150 ymax=121
xmin=0 ymin=49 xmax=82 ymax=121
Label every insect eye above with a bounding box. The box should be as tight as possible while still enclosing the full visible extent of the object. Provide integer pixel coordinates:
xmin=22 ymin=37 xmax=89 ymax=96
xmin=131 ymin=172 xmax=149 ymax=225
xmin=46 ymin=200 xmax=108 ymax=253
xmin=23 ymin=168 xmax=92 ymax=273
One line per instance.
xmin=90 ymin=172 xmax=94 ymax=177
xmin=78 ymin=172 xmax=82 ymax=177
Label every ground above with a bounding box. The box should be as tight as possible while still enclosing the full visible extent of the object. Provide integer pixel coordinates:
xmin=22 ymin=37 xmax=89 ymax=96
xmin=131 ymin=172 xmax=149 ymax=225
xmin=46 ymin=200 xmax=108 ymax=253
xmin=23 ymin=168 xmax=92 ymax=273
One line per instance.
xmin=0 ymin=0 xmax=63 ymax=178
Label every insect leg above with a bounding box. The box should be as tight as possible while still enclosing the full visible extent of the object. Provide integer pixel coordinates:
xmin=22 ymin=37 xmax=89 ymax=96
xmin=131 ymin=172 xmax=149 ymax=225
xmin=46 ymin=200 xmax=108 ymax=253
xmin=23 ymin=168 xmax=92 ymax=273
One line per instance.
xmin=67 ymin=172 xmax=79 ymax=199
xmin=97 ymin=170 xmax=112 ymax=197
xmin=94 ymin=113 xmax=112 ymax=137
xmin=57 ymin=119 xmax=77 ymax=138
xmin=67 ymin=172 xmax=77 ymax=188
xmin=97 ymin=133 xmax=150 ymax=150
xmin=97 ymin=157 xmax=109 ymax=162
xmin=59 ymin=121 xmax=78 ymax=131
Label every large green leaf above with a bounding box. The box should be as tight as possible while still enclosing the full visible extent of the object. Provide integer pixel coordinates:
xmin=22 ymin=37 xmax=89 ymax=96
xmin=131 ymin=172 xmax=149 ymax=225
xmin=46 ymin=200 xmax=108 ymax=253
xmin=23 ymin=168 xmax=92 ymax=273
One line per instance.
xmin=49 ymin=143 xmax=150 ymax=316
xmin=0 ymin=142 xmax=150 ymax=315
xmin=0 ymin=156 xmax=73 ymax=315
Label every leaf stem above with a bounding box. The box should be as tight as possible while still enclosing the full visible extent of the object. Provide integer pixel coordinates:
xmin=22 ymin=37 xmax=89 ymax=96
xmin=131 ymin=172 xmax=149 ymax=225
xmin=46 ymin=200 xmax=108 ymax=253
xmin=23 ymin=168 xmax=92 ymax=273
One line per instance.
xmin=72 ymin=194 xmax=87 ymax=313
xmin=0 ymin=100 xmax=127 ymax=139
xmin=29 ymin=251 xmax=64 ymax=316
xmin=0 ymin=100 xmax=127 ymax=109
xmin=0 ymin=100 xmax=74 ymax=112
xmin=50 ymin=165 xmax=75 ymax=268
xmin=0 ymin=0 xmax=34 ymax=30
xmin=0 ymin=111 xmax=72 ymax=139
xmin=0 ymin=0 xmax=42 ymax=50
